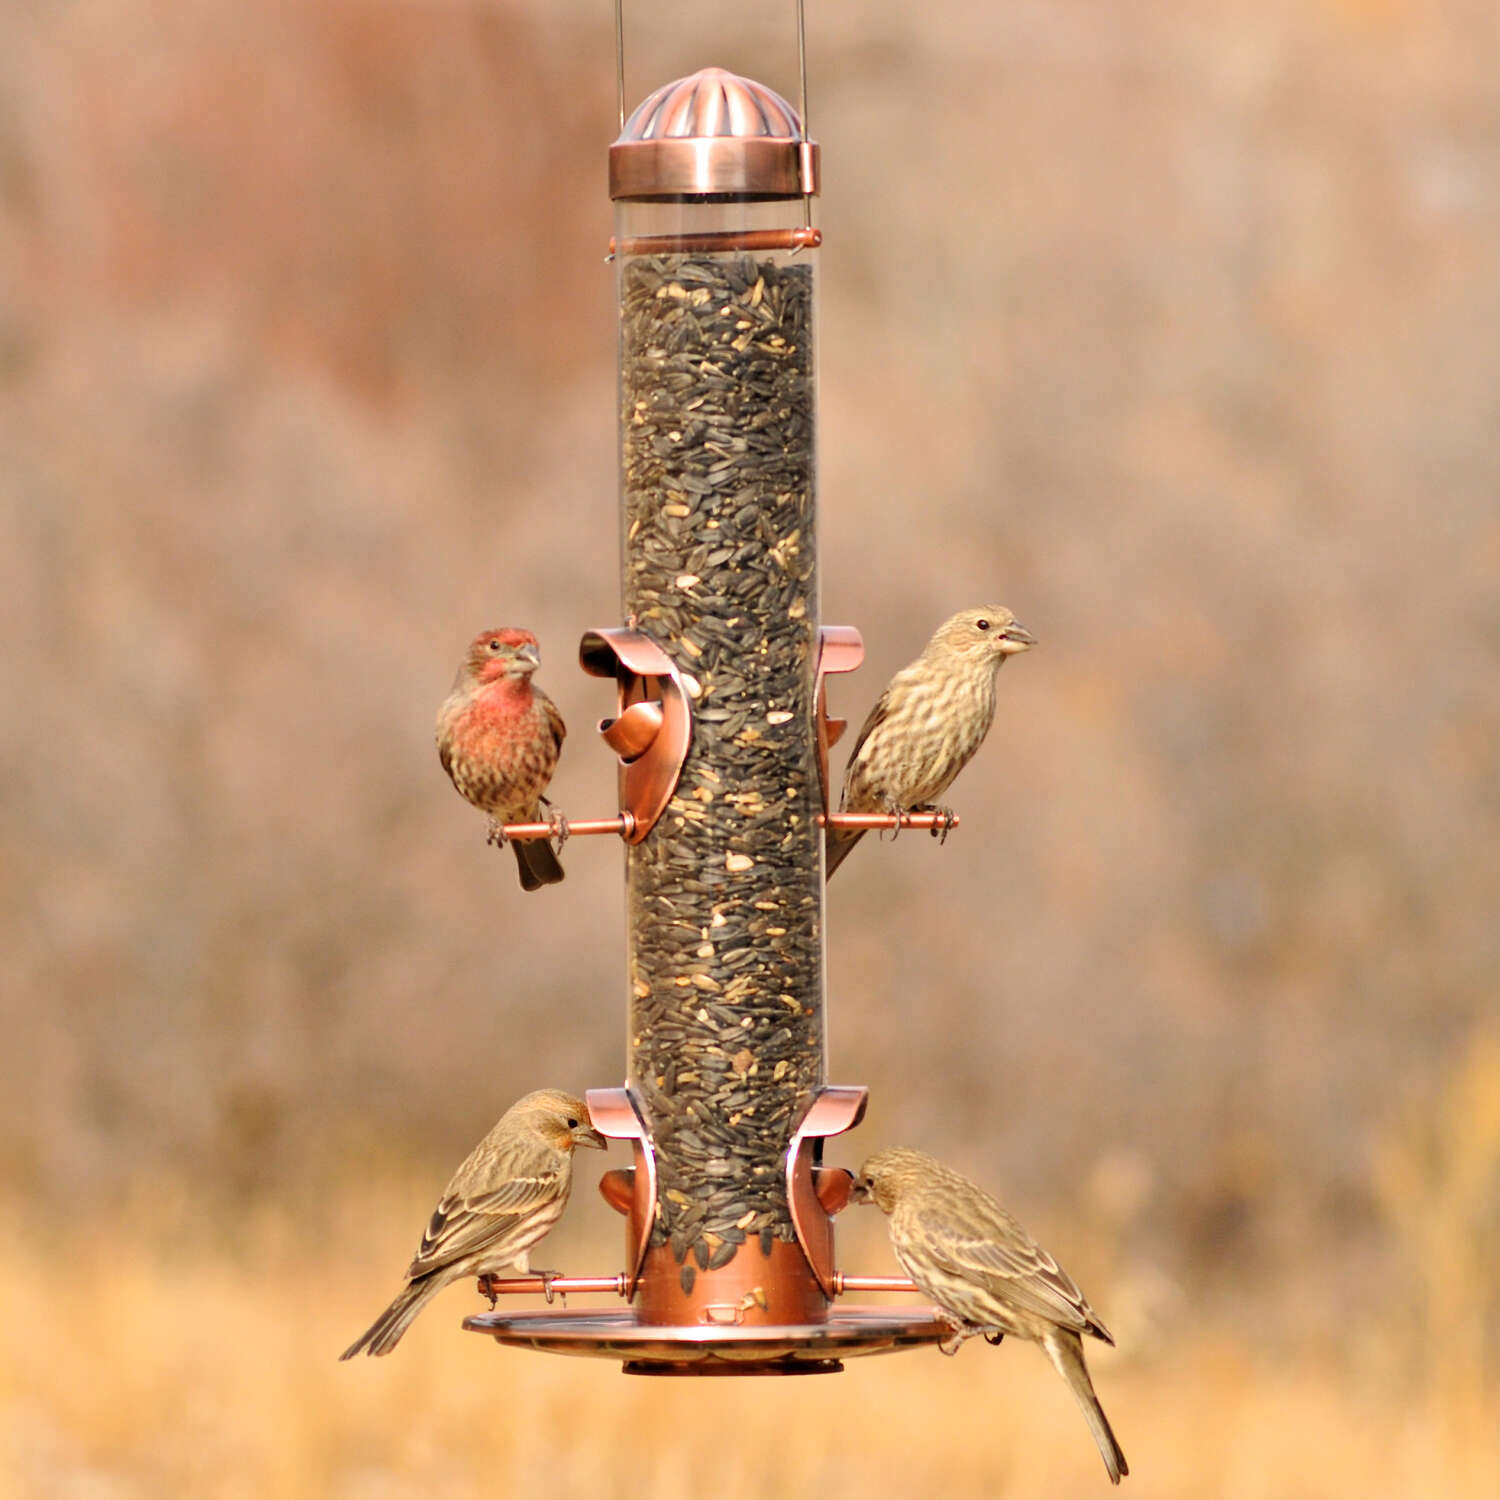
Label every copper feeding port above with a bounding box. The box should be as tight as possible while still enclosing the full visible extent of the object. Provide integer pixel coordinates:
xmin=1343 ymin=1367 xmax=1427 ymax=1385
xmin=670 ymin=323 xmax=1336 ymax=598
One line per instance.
xmin=466 ymin=1084 xmax=952 ymax=1372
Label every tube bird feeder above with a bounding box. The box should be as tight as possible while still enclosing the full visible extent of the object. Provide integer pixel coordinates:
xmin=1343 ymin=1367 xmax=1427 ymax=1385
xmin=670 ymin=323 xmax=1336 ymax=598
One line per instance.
xmin=466 ymin=28 xmax=950 ymax=1375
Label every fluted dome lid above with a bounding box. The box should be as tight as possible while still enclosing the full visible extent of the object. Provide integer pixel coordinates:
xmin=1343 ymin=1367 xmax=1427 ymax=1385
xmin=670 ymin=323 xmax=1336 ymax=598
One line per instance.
xmin=610 ymin=67 xmax=819 ymax=201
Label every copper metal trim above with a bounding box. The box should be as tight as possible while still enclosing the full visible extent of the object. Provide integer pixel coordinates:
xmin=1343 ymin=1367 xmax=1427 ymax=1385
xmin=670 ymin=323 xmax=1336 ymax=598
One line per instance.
xmin=585 ymin=1086 xmax=656 ymax=1298
xmin=488 ymin=815 xmax=635 ymax=842
xmin=470 ymin=1271 xmax=926 ymax=1300
xmin=580 ymin=629 xmax=693 ymax=845
xmin=610 ymin=137 xmax=820 ymax=201
xmin=632 ymin=1236 xmax=826 ymax=1329
xmin=611 ymin=228 xmax=823 ymax=257
xmin=463 ymin=1304 xmax=951 ymax=1373
xmin=610 ymin=68 xmax=819 ymax=201
xmin=817 ymin=811 xmax=962 ymax=832
xmin=599 ymin=701 xmax=662 ymax=761
xmin=477 ymin=1274 xmax=628 ymax=1299
xmin=785 ymin=1085 xmax=868 ymax=1296
xmin=832 ymin=1274 xmax=923 ymax=1296
xmin=621 ymin=67 xmax=799 ymax=141
xmin=814 ymin=626 xmax=864 ymax=812
xmin=597 ymin=1167 xmax=634 ymax=1217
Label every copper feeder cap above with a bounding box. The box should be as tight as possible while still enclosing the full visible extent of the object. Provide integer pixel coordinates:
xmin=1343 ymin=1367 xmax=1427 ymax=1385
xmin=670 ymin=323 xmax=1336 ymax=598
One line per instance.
xmin=610 ymin=66 xmax=819 ymax=201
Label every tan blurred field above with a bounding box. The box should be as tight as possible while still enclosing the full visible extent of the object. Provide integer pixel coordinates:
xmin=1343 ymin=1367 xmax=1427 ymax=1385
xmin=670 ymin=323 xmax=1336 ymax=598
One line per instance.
xmin=3 ymin=0 xmax=1498 ymax=1493
xmin=2 ymin=1145 xmax=1497 ymax=1500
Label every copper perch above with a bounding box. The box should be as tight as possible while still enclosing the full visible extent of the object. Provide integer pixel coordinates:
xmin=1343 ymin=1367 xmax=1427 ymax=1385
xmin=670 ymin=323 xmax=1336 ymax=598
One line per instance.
xmin=476 ymin=1272 xmax=925 ymax=1299
xmin=491 ymin=815 xmax=635 ymax=841
xmin=479 ymin=1274 xmax=629 ymax=1299
xmin=832 ymin=1275 xmax=923 ymax=1295
xmin=493 ymin=811 xmax=959 ymax=839
xmin=818 ymin=812 xmax=960 ymax=832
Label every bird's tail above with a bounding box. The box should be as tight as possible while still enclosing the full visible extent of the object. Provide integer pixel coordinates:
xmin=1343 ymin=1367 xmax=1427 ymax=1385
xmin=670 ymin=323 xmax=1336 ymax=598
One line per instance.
xmin=513 ymin=838 xmax=564 ymax=891
xmin=1042 ymin=1329 xmax=1129 ymax=1484
xmin=823 ymin=827 xmax=864 ymax=879
xmin=339 ymin=1276 xmax=442 ymax=1359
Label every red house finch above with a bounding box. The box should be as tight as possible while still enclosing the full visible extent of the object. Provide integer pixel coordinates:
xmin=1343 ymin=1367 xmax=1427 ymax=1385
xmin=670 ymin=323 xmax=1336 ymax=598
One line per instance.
xmin=340 ymin=1089 xmax=606 ymax=1358
xmin=826 ymin=605 xmax=1034 ymax=877
xmin=854 ymin=1147 xmax=1128 ymax=1485
xmin=436 ymin=627 xmax=567 ymax=890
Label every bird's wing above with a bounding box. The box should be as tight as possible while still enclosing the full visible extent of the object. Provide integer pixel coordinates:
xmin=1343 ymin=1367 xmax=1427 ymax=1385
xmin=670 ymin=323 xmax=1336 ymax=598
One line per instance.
xmin=843 ymin=690 xmax=890 ymax=768
xmin=913 ymin=1199 xmax=1096 ymax=1333
xmin=404 ymin=1163 xmax=565 ymax=1279
xmin=838 ymin=688 xmax=895 ymax=807
xmin=540 ymin=689 xmax=566 ymax=753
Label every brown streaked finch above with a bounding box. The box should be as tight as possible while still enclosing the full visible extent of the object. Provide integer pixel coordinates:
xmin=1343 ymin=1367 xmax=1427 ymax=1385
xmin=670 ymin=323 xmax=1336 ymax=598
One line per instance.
xmin=825 ymin=605 xmax=1034 ymax=877
xmin=436 ymin=627 xmax=567 ymax=890
xmin=854 ymin=1147 xmax=1128 ymax=1485
xmin=340 ymin=1089 xmax=606 ymax=1358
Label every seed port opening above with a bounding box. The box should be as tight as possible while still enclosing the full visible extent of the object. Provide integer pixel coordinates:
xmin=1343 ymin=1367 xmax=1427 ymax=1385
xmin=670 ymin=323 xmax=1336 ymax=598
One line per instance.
xmin=579 ymin=627 xmax=693 ymax=843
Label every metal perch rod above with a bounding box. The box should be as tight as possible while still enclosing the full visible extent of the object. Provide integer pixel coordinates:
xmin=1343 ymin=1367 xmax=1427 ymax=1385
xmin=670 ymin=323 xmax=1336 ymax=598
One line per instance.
xmin=495 ymin=815 xmax=636 ymax=840
xmin=477 ymin=1272 xmax=925 ymax=1298
xmin=479 ymin=1274 xmax=630 ymax=1298
xmin=493 ymin=812 xmax=958 ymax=840
xmin=818 ymin=812 xmax=960 ymax=831
xmin=832 ymin=1275 xmax=924 ymax=1295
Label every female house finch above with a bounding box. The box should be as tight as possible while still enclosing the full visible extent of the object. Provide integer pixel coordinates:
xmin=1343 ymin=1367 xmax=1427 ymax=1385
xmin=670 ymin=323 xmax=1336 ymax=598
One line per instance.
xmin=826 ymin=605 xmax=1034 ymax=877
xmin=340 ymin=1089 xmax=606 ymax=1358
xmin=854 ymin=1147 xmax=1128 ymax=1485
xmin=436 ymin=627 xmax=567 ymax=890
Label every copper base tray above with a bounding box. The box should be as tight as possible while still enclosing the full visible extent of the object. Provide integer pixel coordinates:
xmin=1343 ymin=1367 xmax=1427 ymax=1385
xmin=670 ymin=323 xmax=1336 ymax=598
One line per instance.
xmin=463 ymin=1304 xmax=949 ymax=1375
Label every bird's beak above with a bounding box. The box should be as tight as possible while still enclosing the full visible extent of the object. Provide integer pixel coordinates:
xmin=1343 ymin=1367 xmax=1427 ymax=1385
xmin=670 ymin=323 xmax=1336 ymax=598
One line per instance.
xmin=575 ymin=1123 xmax=608 ymax=1151
xmin=849 ymin=1179 xmax=872 ymax=1206
xmin=998 ymin=621 xmax=1035 ymax=655
xmin=516 ymin=642 xmax=542 ymax=672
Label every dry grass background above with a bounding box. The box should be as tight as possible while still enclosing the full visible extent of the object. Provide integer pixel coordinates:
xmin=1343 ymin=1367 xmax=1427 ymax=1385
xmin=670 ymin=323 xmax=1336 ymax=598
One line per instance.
xmin=2 ymin=1 xmax=1498 ymax=1494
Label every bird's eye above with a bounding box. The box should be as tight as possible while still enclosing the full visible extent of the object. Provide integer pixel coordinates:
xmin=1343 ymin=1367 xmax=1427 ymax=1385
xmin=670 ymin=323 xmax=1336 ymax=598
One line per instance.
xmin=566 ymin=1117 xmax=579 ymax=1129
xmin=487 ymin=639 xmax=503 ymax=652
xmin=976 ymin=619 xmax=991 ymax=632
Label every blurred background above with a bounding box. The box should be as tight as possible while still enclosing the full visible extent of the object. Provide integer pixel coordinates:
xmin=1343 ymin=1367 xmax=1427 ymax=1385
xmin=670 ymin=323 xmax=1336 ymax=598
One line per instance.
xmin=3 ymin=0 xmax=1497 ymax=1494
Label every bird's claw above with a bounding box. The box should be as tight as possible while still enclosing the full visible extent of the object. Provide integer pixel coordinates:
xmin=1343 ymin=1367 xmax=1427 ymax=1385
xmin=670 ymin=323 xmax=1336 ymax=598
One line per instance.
xmin=485 ymin=818 xmax=509 ymax=849
xmin=547 ymin=809 xmax=571 ymax=853
xmin=937 ymin=1316 xmax=979 ymax=1356
xmin=881 ymin=799 xmax=906 ymax=843
xmin=477 ymin=1274 xmax=499 ymax=1308
xmin=983 ymin=1329 xmax=1005 ymax=1346
xmin=539 ymin=1269 xmax=564 ymax=1306
xmin=911 ymin=804 xmax=957 ymax=843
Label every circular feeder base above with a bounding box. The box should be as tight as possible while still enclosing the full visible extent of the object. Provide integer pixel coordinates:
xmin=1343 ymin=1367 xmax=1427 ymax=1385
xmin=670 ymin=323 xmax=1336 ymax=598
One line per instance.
xmin=463 ymin=1304 xmax=949 ymax=1375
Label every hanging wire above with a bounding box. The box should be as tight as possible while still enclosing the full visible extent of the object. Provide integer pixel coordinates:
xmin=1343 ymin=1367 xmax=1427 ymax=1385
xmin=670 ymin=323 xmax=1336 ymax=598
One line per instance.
xmin=615 ymin=0 xmax=626 ymax=132
xmin=796 ymin=0 xmax=812 ymax=233
xmin=796 ymin=0 xmax=809 ymax=137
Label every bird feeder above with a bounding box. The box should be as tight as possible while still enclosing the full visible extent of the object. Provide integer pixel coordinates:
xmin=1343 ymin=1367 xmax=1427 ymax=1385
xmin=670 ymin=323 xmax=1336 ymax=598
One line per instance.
xmin=466 ymin=4 xmax=956 ymax=1375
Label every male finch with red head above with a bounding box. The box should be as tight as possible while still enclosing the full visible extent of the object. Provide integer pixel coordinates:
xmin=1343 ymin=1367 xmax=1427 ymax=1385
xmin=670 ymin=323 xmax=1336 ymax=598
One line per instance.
xmin=855 ymin=1147 xmax=1128 ymax=1485
xmin=340 ymin=1089 xmax=606 ymax=1359
xmin=436 ymin=627 xmax=567 ymax=890
xmin=826 ymin=605 xmax=1034 ymax=877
